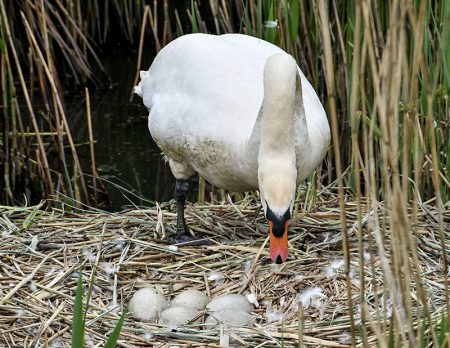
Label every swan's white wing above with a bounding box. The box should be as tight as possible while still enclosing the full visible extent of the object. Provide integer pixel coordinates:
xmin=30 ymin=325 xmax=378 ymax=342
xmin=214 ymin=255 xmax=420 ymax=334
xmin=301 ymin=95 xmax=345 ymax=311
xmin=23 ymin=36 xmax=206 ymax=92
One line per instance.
xmin=136 ymin=33 xmax=329 ymax=189
xmin=140 ymin=34 xmax=285 ymax=144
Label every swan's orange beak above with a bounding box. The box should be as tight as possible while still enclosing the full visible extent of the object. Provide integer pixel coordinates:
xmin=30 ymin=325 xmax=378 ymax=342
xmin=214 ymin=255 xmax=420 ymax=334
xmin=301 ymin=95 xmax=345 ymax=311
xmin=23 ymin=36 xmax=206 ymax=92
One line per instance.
xmin=269 ymin=220 xmax=289 ymax=264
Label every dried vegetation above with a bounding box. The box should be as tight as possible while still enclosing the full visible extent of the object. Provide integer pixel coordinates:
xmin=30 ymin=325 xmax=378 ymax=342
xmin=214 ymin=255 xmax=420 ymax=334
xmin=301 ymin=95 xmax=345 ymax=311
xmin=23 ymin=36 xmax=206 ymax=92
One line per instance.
xmin=0 ymin=196 xmax=448 ymax=347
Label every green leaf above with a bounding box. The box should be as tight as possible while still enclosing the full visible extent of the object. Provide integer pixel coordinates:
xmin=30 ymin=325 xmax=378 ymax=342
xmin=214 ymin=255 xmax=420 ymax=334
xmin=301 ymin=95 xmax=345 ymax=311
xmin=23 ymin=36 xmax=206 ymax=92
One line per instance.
xmin=360 ymin=114 xmax=381 ymax=139
xmin=22 ymin=202 xmax=44 ymax=229
xmin=103 ymin=308 xmax=127 ymax=348
xmin=83 ymin=266 xmax=97 ymax=326
xmin=72 ymin=268 xmax=85 ymax=348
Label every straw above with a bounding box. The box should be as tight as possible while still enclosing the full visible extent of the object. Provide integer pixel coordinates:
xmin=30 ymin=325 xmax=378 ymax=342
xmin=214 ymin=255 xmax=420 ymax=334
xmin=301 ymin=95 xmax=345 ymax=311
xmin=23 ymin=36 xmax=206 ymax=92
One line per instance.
xmin=0 ymin=194 xmax=448 ymax=347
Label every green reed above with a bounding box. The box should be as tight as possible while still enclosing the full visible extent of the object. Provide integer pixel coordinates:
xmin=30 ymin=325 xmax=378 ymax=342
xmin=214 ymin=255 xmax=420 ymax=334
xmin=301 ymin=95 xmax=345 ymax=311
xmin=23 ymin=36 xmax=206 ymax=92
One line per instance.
xmin=72 ymin=265 xmax=126 ymax=348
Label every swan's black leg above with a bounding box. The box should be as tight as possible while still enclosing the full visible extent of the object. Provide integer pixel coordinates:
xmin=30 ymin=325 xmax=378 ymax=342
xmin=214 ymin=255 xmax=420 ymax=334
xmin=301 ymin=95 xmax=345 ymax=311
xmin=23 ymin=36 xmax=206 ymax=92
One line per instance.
xmin=171 ymin=179 xmax=212 ymax=246
xmin=175 ymin=179 xmax=190 ymax=235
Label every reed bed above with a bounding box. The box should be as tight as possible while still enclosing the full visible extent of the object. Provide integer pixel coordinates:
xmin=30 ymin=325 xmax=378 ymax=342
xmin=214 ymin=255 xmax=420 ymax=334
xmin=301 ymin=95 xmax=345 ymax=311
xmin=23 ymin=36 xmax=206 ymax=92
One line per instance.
xmin=1 ymin=0 xmax=450 ymax=346
xmin=0 ymin=194 xmax=449 ymax=347
xmin=2 ymin=1 xmax=449 ymax=206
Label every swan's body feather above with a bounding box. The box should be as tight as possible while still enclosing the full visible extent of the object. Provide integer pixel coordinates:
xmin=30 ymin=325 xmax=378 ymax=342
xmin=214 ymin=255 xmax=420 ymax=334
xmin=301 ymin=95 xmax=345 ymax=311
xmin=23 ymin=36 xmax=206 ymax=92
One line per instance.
xmin=137 ymin=33 xmax=330 ymax=192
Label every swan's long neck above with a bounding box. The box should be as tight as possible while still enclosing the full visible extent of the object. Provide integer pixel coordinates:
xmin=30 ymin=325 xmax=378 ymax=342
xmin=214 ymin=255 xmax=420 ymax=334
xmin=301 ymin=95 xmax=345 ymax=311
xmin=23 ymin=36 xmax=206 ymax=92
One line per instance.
xmin=256 ymin=53 xmax=305 ymax=216
xmin=259 ymin=56 xmax=297 ymax=163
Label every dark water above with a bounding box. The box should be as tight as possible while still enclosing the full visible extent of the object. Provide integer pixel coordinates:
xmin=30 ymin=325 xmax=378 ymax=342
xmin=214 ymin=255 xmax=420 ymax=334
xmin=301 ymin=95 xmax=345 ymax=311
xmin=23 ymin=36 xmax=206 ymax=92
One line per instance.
xmin=69 ymin=46 xmax=177 ymax=209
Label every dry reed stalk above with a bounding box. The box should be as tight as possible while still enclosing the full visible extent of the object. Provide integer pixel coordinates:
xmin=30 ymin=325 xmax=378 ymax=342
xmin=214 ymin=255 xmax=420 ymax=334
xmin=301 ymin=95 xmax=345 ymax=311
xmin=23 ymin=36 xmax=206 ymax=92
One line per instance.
xmin=38 ymin=0 xmax=73 ymax=199
xmin=425 ymin=74 xmax=449 ymax=321
xmin=147 ymin=3 xmax=162 ymax=52
xmin=249 ymin=0 xmax=256 ymax=31
xmin=1 ymin=46 xmax=12 ymax=202
xmin=163 ymin=0 xmax=173 ymax=45
xmin=198 ymin=177 xmax=206 ymax=205
xmin=21 ymin=10 xmax=89 ymax=203
xmin=317 ymin=0 xmax=356 ymax=345
xmin=35 ymin=0 xmax=102 ymax=80
xmin=407 ymin=17 xmax=439 ymax=336
xmin=220 ymin=0 xmax=230 ymax=23
xmin=297 ymin=303 xmax=303 ymax=348
xmin=174 ymin=9 xmax=184 ymax=36
xmin=131 ymin=5 xmax=151 ymax=100
xmin=351 ymin=1 xmax=450 ymax=345
xmin=85 ymin=88 xmax=98 ymax=204
xmin=27 ymin=46 xmax=35 ymax=102
xmin=209 ymin=0 xmax=220 ymax=34
xmin=193 ymin=2 xmax=207 ymax=33
xmin=360 ymin=1 xmax=396 ymax=341
xmin=348 ymin=2 xmax=370 ymax=345
xmin=0 ymin=0 xmax=54 ymax=197
xmin=217 ymin=4 xmax=233 ymax=34
xmin=124 ymin=0 xmax=133 ymax=43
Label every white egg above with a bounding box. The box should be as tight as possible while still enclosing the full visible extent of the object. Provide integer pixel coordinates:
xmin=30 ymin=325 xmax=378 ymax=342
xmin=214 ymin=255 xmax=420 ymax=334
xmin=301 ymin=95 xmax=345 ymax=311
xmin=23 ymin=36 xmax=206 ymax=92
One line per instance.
xmin=171 ymin=289 xmax=209 ymax=310
xmin=129 ymin=287 xmax=167 ymax=321
xmin=205 ymin=309 xmax=255 ymax=326
xmin=206 ymin=294 xmax=253 ymax=313
xmin=135 ymin=280 xmax=164 ymax=295
xmin=158 ymin=306 xmax=199 ymax=326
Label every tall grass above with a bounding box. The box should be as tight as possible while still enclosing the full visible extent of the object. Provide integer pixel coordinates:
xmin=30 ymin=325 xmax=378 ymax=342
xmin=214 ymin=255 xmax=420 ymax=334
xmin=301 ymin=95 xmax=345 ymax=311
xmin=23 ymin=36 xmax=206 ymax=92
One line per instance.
xmin=4 ymin=0 xmax=447 ymax=206
xmin=0 ymin=0 xmax=149 ymax=205
xmin=1 ymin=1 xmax=449 ymax=344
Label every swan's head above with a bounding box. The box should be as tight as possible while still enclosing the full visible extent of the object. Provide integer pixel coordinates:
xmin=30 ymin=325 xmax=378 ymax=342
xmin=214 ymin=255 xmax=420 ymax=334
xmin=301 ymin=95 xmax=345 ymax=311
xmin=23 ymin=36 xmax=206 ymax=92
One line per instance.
xmin=259 ymin=162 xmax=297 ymax=264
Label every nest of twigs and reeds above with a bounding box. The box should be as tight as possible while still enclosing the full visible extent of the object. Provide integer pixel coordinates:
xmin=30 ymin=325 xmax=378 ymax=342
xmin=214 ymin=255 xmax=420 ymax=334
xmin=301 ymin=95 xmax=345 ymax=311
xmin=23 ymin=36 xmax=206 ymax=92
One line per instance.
xmin=1 ymin=194 xmax=449 ymax=347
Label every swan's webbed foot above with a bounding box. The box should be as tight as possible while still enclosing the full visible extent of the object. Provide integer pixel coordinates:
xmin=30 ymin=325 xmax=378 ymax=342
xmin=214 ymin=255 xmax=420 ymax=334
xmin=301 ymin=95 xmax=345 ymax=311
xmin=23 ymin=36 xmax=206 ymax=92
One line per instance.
xmin=169 ymin=232 xmax=213 ymax=246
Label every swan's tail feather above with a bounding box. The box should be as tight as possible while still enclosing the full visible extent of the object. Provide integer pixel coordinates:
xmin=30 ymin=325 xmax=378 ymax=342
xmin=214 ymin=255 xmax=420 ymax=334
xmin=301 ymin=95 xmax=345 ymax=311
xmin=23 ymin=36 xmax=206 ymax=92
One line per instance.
xmin=134 ymin=70 xmax=155 ymax=109
xmin=134 ymin=70 xmax=150 ymax=97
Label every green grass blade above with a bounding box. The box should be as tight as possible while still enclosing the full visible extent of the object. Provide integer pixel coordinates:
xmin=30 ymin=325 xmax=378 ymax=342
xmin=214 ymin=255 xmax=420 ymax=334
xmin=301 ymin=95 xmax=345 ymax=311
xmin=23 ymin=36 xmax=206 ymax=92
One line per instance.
xmin=72 ymin=268 xmax=85 ymax=348
xmin=290 ymin=0 xmax=299 ymax=44
xmin=439 ymin=312 xmax=447 ymax=346
xmin=358 ymin=325 xmax=369 ymax=348
xmin=441 ymin=1 xmax=450 ymax=88
xmin=257 ymin=0 xmax=262 ymax=38
xmin=0 ymin=37 xmax=5 ymax=53
xmin=83 ymin=266 xmax=97 ymax=326
xmin=420 ymin=314 xmax=426 ymax=347
xmin=103 ymin=308 xmax=127 ymax=348
xmin=388 ymin=314 xmax=396 ymax=348
xmin=243 ymin=0 xmax=253 ymax=36
xmin=264 ymin=0 xmax=276 ymax=44
xmin=446 ymin=133 xmax=450 ymax=183
xmin=191 ymin=0 xmax=198 ymax=33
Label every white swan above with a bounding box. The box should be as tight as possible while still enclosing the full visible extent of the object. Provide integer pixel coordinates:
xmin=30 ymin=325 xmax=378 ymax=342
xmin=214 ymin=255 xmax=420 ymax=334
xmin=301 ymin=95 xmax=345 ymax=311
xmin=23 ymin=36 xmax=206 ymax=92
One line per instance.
xmin=135 ymin=33 xmax=330 ymax=264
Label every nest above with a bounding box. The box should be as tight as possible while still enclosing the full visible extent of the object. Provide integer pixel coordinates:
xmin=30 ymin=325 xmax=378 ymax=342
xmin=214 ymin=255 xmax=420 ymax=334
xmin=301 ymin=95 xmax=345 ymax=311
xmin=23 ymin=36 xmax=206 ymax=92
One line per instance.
xmin=0 ymin=196 xmax=448 ymax=347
